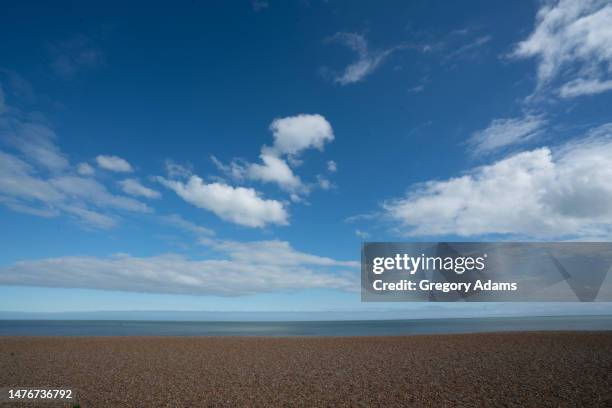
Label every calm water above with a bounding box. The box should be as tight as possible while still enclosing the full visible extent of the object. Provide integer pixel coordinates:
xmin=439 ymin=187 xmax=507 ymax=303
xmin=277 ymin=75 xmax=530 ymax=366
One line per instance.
xmin=0 ymin=315 xmax=611 ymax=336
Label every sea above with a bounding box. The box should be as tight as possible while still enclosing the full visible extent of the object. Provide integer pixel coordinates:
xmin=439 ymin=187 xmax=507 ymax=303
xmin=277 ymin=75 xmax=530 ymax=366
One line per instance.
xmin=1 ymin=315 xmax=611 ymax=336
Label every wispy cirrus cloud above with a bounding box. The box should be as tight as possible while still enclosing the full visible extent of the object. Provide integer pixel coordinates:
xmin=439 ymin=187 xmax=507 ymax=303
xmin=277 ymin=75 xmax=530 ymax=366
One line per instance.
xmin=511 ymin=0 xmax=612 ymax=99
xmin=469 ymin=114 xmax=547 ymax=155
xmin=445 ymin=35 xmax=492 ymax=61
xmin=47 ymin=35 xmax=105 ymax=79
xmin=251 ymin=0 xmax=269 ymax=12
xmin=324 ymin=32 xmax=399 ymax=85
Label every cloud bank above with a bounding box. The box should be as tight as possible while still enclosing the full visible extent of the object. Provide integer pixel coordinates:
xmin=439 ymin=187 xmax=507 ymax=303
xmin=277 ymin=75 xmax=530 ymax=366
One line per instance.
xmin=0 ymin=239 xmax=358 ymax=296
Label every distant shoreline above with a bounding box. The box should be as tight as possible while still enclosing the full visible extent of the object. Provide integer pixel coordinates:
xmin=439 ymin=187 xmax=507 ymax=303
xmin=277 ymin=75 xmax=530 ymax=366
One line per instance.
xmin=1 ymin=315 xmax=612 ymax=336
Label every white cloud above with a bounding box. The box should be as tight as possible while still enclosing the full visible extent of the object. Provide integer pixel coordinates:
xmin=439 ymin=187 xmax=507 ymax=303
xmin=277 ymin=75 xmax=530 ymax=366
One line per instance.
xmin=512 ymin=0 xmax=612 ymax=98
xmin=0 ymin=195 xmax=59 ymax=218
xmin=96 ymin=155 xmax=133 ymax=172
xmin=0 ymin=74 xmax=148 ymax=228
xmin=268 ymin=114 xmax=334 ymax=156
xmin=0 ymin=118 xmax=69 ymax=171
xmin=76 ymin=162 xmax=95 ymax=176
xmin=469 ymin=115 xmax=547 ymax=154
xmin=211 ymin=155 xmax=247 ymax=181
xmin=119 ymin=178 xmax=161 ymax=199
xmin=0 ymin=150 xmax=151 ymax=228
xmin=247 ymin=153 xmax=302 ymax=191
xmin=384 ymin=123 xmax=612 ymax=239
xmin=0 ymin=151 xmax=65 ymax=204
xmin=327 ymin=32 xmax=395 ymax=85
xmin=207 ymin=239 xmax=358 ymax=268
xmin=558 ymin=78 xmax=612 ymax=98
xmin=62 ymin=205 xmax=117 ymax=229
xmin=0 ymin=113 xmax=150 ymax=228
xmin=0 ymin=239 xmax=358 ymax=295
xmin=164 ymin=159 xmax=192 ymax=179
xmin=50 ymin=176 xmax=151 ymax=213
xmin=212 ymin=114 xmax=335 ymax=195
xmin=157 ymin=174 xmax=288 ymax=228
xmin=327 ymin=160 xmax=337 ymax=172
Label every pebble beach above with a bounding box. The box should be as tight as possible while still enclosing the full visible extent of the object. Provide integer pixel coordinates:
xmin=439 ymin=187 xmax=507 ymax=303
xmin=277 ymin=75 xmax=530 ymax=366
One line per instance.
xmin=1 ymin=331 xmax=611 ymax=407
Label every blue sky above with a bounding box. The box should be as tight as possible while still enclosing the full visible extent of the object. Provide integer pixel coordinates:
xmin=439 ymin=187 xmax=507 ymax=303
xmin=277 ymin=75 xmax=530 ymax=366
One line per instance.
xmin=1 ymin=0 xmax=612 ymax=315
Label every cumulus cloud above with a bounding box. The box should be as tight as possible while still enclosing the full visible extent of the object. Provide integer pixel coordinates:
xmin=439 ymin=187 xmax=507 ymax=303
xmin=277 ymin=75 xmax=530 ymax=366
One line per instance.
xmin=213 ymin=114 xmax=335 ymax=196
xmin=384 ymin=123 xmax=612 ymax=239
xmin=326 ymin=32 xmax=396 ymax=85
xmin=0 ymin=239 xmax=358 ymax=296
xmin=512 ymin=0 xmax=612 ymax=98
xmin=96 ymin=155 xmax=133 ymax=172
xmin=469 ymin=115 xmax=547 ymax=154
xmin=246 ymin=153 xmax=302 ymax=191
xmin=119 ymin=178 xmax=161 ymax=199
xmin=268 ymin=114 xmax=334 ymax=156
xmin=157 ymin=174 xmax=288 ymax=228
